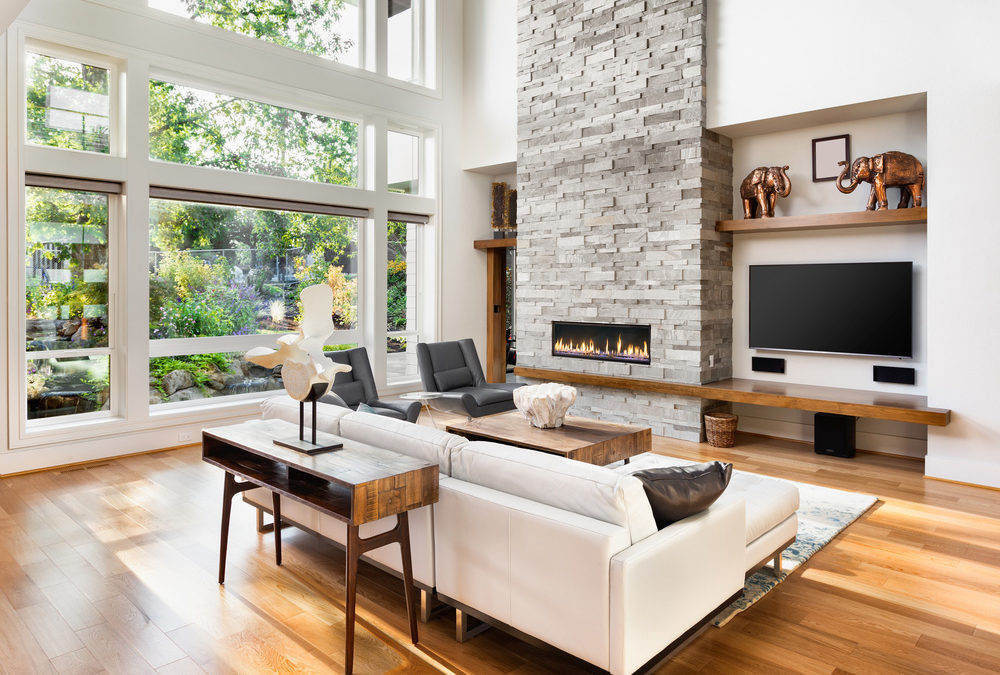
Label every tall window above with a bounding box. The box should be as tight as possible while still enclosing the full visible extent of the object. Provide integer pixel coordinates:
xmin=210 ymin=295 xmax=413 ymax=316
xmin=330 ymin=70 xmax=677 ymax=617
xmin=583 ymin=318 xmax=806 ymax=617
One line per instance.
xmin=149 ymin=80 xmax=359 ymax=186
xmin=25 ymin=180 xmax=118 ymax=420
xmin=388 ymin=129 xmax=420 ymax=194
xmin=148 ymin=0 xmax=362 ymax=67
xmin=386 ymin=214 xmax=427 ymax=384
xmin=148 ymin=194 xmax=361 ymax=405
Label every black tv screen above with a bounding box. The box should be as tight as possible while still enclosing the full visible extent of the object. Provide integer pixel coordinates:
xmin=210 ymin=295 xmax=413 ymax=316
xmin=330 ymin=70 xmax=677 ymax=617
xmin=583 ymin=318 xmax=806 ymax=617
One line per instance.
xmin=749 ymin=262 xmax=913 ymax=358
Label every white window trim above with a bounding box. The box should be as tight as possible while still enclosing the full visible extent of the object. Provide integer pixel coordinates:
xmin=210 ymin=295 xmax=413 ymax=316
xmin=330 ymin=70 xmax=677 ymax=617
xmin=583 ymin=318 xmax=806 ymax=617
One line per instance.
xmin=7 ymin=18 xmax=443 ymax=450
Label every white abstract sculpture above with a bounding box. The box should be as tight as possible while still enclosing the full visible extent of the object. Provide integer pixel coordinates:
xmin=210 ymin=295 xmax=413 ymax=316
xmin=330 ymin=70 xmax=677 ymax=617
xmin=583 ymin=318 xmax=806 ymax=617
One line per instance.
xmin=245 ymin=284 xmax=351 ymax=452
xmin=513 ymin=382 xmax=577 ymax=429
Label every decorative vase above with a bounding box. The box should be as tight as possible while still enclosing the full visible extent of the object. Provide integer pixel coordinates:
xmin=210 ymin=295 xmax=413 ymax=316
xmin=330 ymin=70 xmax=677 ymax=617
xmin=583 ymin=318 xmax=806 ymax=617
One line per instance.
xmin=513 ymin=382 xmax=577 ymax=429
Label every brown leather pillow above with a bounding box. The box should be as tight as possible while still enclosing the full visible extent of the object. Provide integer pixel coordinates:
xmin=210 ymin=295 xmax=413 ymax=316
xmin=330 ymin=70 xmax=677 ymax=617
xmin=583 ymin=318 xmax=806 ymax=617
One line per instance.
xmin=633 ymin=462 xmax=734 ymax=529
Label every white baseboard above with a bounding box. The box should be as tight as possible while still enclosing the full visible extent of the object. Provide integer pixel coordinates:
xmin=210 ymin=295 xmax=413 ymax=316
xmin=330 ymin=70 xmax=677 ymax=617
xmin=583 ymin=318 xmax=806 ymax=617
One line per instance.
xmin=925 ymin=454 xmax=1000 ymax=490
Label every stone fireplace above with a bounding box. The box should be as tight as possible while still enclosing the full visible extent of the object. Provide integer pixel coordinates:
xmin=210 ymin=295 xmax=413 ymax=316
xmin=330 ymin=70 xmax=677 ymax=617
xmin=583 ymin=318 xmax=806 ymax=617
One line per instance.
xmin=515 ymin=0 xmax=734 ymax=441
xmin=552 ymin=322 xmax=650 ymax=365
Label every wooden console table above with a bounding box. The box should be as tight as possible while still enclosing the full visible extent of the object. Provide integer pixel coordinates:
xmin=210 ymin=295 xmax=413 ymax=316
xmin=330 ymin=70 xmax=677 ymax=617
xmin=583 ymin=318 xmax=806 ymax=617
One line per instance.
xmin=202 ymin=419 xmax=438 ymax=675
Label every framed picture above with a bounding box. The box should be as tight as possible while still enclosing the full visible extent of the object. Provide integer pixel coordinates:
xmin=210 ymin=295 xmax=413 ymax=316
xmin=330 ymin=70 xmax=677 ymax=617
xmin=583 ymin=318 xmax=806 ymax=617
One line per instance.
xmin=812 ymin=134 xmax=850 ymax=182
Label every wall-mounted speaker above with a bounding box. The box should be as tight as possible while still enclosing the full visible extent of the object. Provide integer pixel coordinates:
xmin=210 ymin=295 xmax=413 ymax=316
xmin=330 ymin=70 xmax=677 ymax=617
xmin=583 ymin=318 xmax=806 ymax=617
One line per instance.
xmin=873 ymin=365 xmax=916 ymax=385
xmin=752 ymin=356 xmax=786 ymax=374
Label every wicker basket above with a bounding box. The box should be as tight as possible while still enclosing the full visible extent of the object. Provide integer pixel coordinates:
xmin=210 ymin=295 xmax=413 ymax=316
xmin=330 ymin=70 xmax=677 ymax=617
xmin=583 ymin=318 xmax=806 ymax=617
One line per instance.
xmin=704 ymin=412 xmax=738 ymax=448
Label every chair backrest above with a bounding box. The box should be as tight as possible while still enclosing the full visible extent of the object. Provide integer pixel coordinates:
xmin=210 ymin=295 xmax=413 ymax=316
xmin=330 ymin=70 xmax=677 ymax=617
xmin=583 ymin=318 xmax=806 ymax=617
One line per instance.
xmin=325 ymin=347 xmax=378 ymax=406
xmin=416 ymin=339 xmax=486 ymax=392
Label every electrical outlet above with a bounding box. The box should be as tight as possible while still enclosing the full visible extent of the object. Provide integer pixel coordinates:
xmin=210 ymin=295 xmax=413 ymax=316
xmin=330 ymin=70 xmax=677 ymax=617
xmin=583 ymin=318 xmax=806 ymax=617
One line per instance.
xmin=178 ymin=431 xmax=194 ymax=443
xmin=709 ymin=354 xmax=715 ymax=367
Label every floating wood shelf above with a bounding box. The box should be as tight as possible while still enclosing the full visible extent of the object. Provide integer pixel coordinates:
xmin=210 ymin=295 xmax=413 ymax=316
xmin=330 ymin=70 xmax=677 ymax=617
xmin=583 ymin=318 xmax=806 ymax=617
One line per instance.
xmin=513 ymin=366 xmax=950 ymax=426
xmin=473 ymin=237 xmax=516 ymax=249
xmin=716 ymin=207 xmax=927 ymax=234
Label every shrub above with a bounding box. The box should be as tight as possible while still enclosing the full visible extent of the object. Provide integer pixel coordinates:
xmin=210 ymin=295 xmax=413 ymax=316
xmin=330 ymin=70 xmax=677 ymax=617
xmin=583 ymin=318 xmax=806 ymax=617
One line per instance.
xmin=149 ymin=353 xmax=234 ymax=396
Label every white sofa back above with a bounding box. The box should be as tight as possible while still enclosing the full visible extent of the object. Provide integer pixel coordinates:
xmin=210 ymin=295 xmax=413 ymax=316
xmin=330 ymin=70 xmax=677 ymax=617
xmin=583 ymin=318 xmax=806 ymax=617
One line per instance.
xmin=450 ymin=441 xmax=657 ymax=545
xmin=338 ymin=411 xmax=469 ymax=473
xmin=261 ymin=395 xmax=352 ymax=435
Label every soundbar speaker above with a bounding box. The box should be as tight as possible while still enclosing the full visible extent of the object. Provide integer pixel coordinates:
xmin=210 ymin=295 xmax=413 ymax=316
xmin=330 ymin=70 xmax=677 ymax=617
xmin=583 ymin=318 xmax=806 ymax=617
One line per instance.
xmin=814 ymin=413 xmax=856 ymax=458
xmin=751 ymin=356 xmax=786 ymax=374
xmin=873 ymin=365 xmax=916 ymax=385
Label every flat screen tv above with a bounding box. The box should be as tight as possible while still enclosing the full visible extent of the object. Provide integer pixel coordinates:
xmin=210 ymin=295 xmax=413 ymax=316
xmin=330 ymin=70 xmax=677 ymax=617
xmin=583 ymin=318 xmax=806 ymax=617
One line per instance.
xmin=749 ymin=262 xmax=913 ymax=358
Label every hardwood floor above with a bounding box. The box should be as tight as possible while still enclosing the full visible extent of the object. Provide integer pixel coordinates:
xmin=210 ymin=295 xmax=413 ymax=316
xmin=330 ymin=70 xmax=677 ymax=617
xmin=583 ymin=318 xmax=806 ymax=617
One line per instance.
xmin=0 ymin=415 xmax=998 ymax=674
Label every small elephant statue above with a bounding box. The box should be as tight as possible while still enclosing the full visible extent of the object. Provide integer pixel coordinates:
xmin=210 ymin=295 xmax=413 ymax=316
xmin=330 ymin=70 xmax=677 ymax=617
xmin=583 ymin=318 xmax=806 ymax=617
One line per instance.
xmin=740 ymin=165 xmax=791 ymax=219
xmin=836 ymin=151 xmax=924 ymax=210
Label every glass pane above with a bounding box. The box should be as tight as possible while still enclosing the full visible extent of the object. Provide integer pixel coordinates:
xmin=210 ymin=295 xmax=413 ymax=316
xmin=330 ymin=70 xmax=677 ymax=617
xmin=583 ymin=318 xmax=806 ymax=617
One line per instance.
xmin=149 ymin=199 xmax=358 ymax=339
xmin=388 ymin=130 xmax=419 ymax=194
xmin=26 ymin=52 xmax=110 ymax=154
xmin=149 ymin=79 xmax=359 ymax=186
xmin=387 ymin=220 xmax=419 ymax=382
xmin=148 ymin=0 xmax=360 ymax=67
xmin=149 ymin=352 xmax=281 ymax=404
xmin=28 ymin=355 xmax=110 ymax=420
xmin=387 ymin=0 xmax=414 ymax=81
xmin=26 ymin=187 xmax=110 ymax=351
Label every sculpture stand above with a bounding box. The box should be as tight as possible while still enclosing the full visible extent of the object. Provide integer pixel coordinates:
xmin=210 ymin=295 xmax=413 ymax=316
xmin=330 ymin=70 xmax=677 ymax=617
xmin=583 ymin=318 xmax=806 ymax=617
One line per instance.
xmin=274 ymin=399 xmax=344 ymax=455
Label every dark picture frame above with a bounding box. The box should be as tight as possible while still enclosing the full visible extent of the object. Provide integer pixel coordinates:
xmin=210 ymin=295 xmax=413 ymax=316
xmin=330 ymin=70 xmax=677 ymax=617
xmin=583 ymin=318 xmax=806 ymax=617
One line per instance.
xmin=812 ymin=134 xmax=850 ymax=182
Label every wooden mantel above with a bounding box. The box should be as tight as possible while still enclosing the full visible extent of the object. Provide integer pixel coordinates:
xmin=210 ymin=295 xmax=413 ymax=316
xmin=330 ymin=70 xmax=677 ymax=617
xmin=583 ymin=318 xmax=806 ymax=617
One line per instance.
xmin=513 ymin=366 xmax=950 ymax=427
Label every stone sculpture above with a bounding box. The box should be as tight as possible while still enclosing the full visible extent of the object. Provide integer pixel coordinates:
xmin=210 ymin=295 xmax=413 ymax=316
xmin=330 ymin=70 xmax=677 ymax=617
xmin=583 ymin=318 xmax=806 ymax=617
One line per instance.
xmin=513 ymin=382 xmax=577 ymax=429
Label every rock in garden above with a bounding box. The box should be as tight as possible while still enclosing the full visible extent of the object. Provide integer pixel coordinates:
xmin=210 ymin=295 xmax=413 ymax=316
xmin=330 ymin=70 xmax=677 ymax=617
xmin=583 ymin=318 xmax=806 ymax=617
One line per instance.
xmin=165 ymin=388 xmax=206 ymax=403
xmin=149 ymin=388 xmax=164 ymax=405
xmin=57 ymin=319 xmax=81 ymax=337
xmin=162 ymin=369 xmax=195 ymax=396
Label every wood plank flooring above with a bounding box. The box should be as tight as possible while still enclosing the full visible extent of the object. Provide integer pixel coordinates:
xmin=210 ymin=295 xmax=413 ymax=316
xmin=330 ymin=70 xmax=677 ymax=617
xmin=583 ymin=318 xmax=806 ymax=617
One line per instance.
xmin=0 ymin=414 xmax=997 ymax=674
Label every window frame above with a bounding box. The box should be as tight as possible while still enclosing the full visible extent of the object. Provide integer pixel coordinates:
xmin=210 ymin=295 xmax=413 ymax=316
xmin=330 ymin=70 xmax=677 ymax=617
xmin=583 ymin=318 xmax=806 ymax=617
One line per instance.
xmin=5 ymin=20 xmax=443 ymax=450
xmin=18 ymin=177 xmax=125 ymax=433
xmin=23 ymin=39 xmax=124 ymax=157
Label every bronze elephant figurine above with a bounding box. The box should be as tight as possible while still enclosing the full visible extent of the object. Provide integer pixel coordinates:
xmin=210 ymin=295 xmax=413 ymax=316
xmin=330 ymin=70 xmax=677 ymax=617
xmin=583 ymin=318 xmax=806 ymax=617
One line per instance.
xmin=836 ymin=151 xmax=924 ymax=210
xmin=740 ymin=165 xmax=791 ymax=219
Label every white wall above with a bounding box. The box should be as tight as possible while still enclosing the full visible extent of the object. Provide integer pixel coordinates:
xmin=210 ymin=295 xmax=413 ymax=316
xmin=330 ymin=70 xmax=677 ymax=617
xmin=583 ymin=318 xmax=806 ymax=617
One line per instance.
xmin=709 ymin=0 xmax=1000 ymax=487
xmin=0 ymin=0 xmax=491 ymax=472
xmin=731 ymin=111 xmax=928 ymax=457
xmin=461 ymin=0 xmax=516 ymax=171
xmin=0 ymin=1 xmax=30 ymax=33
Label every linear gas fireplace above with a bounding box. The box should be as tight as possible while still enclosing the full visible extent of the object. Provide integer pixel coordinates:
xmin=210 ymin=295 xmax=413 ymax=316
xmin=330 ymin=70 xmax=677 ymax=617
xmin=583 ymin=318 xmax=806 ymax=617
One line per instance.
xmin=552 ymin=321 xmax=651 ymax=365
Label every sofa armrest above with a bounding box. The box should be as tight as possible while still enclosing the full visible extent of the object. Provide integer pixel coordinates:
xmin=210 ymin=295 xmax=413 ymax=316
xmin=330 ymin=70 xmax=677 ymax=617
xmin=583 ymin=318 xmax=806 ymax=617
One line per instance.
xmin=609 ymin=494 xmax=746 ymax=675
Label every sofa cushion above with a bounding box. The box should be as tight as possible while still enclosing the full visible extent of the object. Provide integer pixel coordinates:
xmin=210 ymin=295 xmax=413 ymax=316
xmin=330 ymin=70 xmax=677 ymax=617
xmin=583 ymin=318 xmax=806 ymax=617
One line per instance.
xmin=633 ymin=462 xmax=733 ymax=529
xmin=450 ymin=441 xmax=657 ymax=544
xmin=338 ymin=411 xmax=468 ymax=474
xmin=616 ymin=453 xmax=800 ymax=545
xmin=434 ymin=366 xmax=474 ymax=391
xmin=261 ymin=395 xmax=351 ymax=435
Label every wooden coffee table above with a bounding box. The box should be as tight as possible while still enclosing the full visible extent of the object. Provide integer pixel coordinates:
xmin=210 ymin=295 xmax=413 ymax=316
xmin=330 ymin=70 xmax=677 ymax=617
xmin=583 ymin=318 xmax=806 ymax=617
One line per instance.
xmin=202 ymin=419 xmax=438 ymax=675
xmin=446 ymin=411 xmax=651 ymax=466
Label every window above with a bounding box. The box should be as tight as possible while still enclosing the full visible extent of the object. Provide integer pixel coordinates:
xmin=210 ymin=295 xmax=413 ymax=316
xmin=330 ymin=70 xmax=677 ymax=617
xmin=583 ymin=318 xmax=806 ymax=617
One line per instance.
xmin=25 ymin=181 xmax=117 ymax=420
xmin=148 ymin=0 xmax=362 ymax=67
xmin=388 ymin=129 xmax=420 ymax=194
xmin=387 ymin=0 xmax=416 ymax=82
xmin=148 ymin=194 xmax=361 ymax=404
xmin=149 ymin=79 xmax=359 ymax=186
xmin=26 ymin=52 xmax=110 ymax=154
xmin=386 ymin=213 xmax=427 ymax=384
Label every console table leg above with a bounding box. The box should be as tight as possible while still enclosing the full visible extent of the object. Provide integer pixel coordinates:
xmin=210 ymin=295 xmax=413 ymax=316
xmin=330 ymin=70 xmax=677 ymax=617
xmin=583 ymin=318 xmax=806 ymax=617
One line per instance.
xmin=345 ymin=525 xmax=360 ymax=675
xmin=218 ymin=473 xmax=237 ymax=585
xmin=272 ymin=493 xmax=282 ymax=566
xmin=397 ymin=512 xmax=419 ymax=644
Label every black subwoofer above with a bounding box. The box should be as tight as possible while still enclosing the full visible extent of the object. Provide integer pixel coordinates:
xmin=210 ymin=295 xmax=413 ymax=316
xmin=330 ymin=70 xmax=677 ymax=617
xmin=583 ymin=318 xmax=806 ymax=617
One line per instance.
xmin=814 ymin=413 xmax=856 ymax=458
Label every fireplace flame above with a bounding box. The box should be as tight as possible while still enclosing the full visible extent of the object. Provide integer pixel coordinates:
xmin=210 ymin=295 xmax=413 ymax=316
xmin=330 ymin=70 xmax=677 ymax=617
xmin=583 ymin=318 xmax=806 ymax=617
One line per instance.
xmin=553 ymin=336 xmax=650 ymax=362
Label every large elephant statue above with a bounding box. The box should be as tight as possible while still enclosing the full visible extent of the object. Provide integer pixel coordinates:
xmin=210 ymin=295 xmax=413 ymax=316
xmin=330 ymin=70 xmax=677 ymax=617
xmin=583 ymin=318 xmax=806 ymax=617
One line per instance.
xmin=836 ymin=151 xmax=924 ymax=210
xmin=739 ymin=165 xmax=791 ymax=219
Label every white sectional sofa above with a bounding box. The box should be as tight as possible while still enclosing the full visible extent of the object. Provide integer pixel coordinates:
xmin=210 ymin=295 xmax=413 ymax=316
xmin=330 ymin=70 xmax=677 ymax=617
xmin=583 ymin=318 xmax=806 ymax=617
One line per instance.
xmin=243 ymin=396 xmax=799 ymax=675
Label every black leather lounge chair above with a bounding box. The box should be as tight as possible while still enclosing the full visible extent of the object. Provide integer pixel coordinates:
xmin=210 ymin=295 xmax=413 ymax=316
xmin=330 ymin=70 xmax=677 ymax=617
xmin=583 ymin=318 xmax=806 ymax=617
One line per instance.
xmin=416 ymin=339 xmax=523 ymax=418
xmin=320 ymin=347 xmax=421 ymax=422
